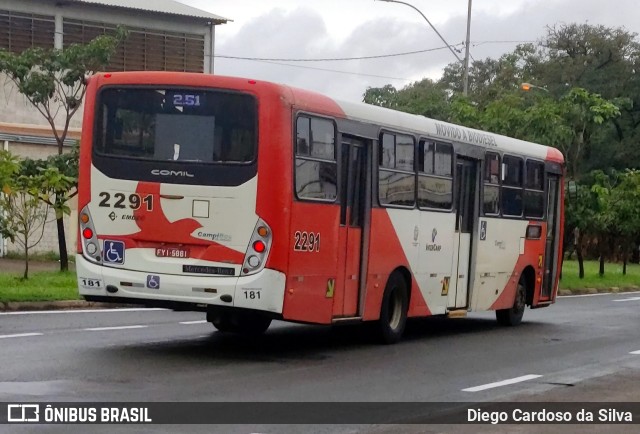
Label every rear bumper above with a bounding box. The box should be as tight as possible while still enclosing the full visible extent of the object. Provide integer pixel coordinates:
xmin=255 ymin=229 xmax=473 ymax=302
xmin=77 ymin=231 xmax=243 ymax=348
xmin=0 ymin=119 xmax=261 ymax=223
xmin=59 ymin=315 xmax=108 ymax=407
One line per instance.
xmin=76 ymin=256 xmax=286 ymax=314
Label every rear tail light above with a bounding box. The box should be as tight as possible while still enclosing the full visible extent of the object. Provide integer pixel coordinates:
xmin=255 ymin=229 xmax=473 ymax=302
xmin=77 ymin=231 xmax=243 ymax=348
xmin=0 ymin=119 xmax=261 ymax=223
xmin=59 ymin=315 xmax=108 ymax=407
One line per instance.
xmin=252 ymin=240 xmax=266 ymax=253
xmin=241 ymin=219 xmax=272 ymax=276
xmin=79 ymin=207 xmax=102 ymax=264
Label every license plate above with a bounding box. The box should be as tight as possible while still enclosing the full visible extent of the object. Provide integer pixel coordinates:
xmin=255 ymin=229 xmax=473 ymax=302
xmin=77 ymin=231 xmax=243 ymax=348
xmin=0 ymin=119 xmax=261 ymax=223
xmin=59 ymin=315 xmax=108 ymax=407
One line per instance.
xmin=155 ymin=247 xmax=190 ymax=258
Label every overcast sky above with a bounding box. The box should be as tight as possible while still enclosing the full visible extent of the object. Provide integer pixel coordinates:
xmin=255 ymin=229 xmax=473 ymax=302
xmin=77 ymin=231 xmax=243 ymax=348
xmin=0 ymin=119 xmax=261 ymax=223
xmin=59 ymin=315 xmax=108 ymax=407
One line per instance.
xmin=181 ymin=0 xmax=640 ymax=102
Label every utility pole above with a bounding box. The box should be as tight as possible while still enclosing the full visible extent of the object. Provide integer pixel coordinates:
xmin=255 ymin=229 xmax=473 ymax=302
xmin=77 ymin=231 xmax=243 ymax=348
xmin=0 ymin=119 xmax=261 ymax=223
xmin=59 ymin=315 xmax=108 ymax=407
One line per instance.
xmin=462 ymin=0 xmax=472 ymax=96
xmin=376 ymin=0 xmax=472 ymax=96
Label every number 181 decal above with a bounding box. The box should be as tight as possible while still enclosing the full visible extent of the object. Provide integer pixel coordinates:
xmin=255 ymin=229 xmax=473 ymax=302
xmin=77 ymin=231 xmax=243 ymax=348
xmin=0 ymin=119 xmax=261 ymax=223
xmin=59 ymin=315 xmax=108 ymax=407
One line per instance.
xmin=294 ymin=231 xmax=320 ymax=252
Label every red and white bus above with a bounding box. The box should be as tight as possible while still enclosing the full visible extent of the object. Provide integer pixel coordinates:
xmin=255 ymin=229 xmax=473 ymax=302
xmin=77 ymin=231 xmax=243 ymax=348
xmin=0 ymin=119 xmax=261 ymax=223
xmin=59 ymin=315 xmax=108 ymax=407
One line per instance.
xmin=77 ymin=72 xmax=564 ymax=343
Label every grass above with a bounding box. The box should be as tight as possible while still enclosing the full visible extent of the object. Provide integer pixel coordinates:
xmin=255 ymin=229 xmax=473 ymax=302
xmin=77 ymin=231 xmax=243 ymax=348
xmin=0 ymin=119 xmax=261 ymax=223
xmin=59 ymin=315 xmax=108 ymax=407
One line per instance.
xmin=560 ymin=260 xmax=640 ymax=291
xmin=0 ymin=271 xmax=79 ymax=302
xmin=0 ymin=259 xmax=637 ymax=303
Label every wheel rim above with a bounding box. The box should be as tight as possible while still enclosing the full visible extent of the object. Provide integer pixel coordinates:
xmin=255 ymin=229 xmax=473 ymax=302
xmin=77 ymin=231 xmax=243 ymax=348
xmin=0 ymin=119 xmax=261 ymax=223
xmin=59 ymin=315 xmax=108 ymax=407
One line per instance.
xmin=388 ymin=287 xmax=403 ymax=330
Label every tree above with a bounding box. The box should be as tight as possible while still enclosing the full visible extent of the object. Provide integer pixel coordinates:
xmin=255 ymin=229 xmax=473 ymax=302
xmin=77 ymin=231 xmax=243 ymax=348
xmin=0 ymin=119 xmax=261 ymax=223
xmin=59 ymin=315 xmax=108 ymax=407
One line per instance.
xmin=604 ymin=170 xmax=640 ymax=274
xmin=1 ymin=154 xmax=54 ymax=277
xmin=364 ymin=79 xmax=451 ymax=121
xmin=523 ymin=23 xmax=640 ymax=172
xmin=0 ymin=29 xmax=125 ymax=271
xmin=363 ymin=84 xmax=399 ymax=108
xmin=564 ymin=182 xmax=598 ymax=279
xmin=440 ymin=44 xmax=543 ymax=109
xmin=558 ymin=88 xmax=621 ymax=178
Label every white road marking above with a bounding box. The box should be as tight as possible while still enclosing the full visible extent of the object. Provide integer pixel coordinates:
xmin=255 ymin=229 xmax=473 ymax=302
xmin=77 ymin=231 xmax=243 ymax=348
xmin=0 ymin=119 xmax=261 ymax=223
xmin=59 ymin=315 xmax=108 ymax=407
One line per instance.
xmin=613 ymin=297 xmax=640 ymax=302
xmin=462 ymin=374 xmax=542 ymax=392
xmin=0 ymin=332 xmax=44 ymax=339
xmin=179 ymin=320 xmax=207 ymax=325
xmin=630 ymin=350 xmax=640 ymax=355
xmin=0 ymin=308 xmax=167 ymax=316
xmin=85 ymin=325 xmax=148 ymax=331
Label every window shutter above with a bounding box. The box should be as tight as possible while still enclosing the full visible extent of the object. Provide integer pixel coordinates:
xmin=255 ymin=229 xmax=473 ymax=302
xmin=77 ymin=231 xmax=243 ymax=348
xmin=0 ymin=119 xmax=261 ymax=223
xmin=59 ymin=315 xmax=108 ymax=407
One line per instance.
xmin=62 ymin=18 xmax=204 ymax=73
xmin=0 ymin=10 xmax=54 ymax=53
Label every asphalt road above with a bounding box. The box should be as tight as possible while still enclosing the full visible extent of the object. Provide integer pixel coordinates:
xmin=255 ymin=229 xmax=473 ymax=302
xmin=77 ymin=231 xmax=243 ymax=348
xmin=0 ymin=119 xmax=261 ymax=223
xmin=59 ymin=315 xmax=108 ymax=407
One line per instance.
xmin=1 ymin=292 xmax=639 ymax=433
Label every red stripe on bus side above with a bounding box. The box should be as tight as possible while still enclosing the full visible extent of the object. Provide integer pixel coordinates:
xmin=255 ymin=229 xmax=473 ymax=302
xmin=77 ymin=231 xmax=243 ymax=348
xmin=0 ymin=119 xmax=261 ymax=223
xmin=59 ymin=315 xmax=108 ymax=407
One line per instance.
xmin=363 ymin=209 xmax=431 ymax=321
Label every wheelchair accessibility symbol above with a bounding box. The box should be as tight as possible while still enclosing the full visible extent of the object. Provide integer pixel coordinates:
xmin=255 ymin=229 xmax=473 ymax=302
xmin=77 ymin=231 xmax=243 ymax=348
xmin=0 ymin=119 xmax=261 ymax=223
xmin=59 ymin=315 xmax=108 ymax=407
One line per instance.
xmin=146 ymin=275 xmax=160 ymax=289
xmin=103 ymin=240 xmax=125 ymax=264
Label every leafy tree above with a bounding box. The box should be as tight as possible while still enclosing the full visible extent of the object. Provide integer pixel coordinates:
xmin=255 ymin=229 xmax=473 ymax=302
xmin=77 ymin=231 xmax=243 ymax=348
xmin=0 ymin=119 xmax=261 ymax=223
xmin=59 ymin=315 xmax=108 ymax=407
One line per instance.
xmin=0 ymin=29 xmax=125 ymax=271
xmin=527 ymin=24 xmax=640 ymax=173
xmin=21 ymin=146 xmax=79 ymax=229
xmin=556 ymin=88 xmax=621 ymax=178
xmin=441 ymin=44 xmax=543 ymax=109
xmin=363 ymin=84 xmax=399 ymax=108
xmin=363 ymin=79 xmax=452 ymax=121
xmin=0 ymin=150 xmax=19 ymax=187
xmin=608 ymin=170 xmax=640 ymax=274
xmin=589 ymin=170 xmax=619 ymax=276
xmin=564 ymin=182 xmax=598 ymax=278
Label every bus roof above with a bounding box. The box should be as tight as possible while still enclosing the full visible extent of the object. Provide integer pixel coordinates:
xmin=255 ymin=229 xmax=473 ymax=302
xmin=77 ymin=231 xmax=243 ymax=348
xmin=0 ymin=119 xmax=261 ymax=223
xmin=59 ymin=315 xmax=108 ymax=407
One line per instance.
xmin=332 ymin=99 xmax=564 ymax=163
xmin=87 ymin=72 xmax=564 ymax=164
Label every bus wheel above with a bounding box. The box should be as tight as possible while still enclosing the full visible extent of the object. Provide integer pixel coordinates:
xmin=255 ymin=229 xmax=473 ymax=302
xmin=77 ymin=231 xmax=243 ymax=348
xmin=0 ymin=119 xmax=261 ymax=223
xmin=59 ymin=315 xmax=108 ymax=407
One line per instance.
xmin=208 ymin=310 xmax=271 ymax=334
xmin=496 ymin=279 xmax=526 ymax=326
xmin=377 ymin=273 xmax=409 ymax=344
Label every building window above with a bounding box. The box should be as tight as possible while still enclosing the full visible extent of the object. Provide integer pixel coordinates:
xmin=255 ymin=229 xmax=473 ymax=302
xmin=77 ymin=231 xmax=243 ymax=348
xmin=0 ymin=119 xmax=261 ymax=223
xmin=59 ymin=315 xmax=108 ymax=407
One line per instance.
xmin=378 ymin=132 xmax=415 ymax=207
xmin=501 ymin=155 xmax=524 ymax=217
xmin=295 ymin=116 xmax=337 ymax=201
xmin=524 ymin=160 xmax=545 ymax=218
xmin=483 ymin=152 xmax=500 ymax=215
xmin=63 ymin=19 xmax=205 ymax=73
xmin=418 ymin=140 xmax=452 ymax=210
xmin=0 ymin=10 xmax=55 ymax=53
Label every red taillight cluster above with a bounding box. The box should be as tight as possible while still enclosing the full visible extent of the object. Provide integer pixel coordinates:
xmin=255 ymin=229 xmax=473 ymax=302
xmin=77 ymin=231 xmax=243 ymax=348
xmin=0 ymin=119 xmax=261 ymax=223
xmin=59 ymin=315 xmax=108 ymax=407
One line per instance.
xmin=79 ymin=208 xmax=101 ymax=262
xmin=241 ymin=221 xmax=272 ymax=276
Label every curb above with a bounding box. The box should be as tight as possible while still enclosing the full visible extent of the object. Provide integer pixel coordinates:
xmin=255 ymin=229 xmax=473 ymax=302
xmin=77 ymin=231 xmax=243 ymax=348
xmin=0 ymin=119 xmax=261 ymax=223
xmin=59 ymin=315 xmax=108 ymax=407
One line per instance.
xmin=0 ymin=300 xmax=140 ymax=312
xmin=559 ymin=286 xmax=640 ymax=296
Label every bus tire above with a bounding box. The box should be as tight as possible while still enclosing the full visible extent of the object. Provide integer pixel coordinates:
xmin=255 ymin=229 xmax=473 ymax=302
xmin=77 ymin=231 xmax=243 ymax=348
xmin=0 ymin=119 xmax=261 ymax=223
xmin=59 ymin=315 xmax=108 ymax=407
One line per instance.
xmin=377 ymin=273 xmax=409 ymax=344
xmin=208 ymin=311 xmax=272 ymax=335
xmin=496 ymin=279 xmax=526 ymax=326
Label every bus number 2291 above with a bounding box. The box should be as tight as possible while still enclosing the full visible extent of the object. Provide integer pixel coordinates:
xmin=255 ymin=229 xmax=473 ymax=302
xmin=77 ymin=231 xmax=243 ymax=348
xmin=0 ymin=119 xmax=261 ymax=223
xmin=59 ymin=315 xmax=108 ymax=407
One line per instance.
xmin=294 ymin=231 xmax=320 ymax=252
xmin=98 ymin=192 xmax=154 ymax=211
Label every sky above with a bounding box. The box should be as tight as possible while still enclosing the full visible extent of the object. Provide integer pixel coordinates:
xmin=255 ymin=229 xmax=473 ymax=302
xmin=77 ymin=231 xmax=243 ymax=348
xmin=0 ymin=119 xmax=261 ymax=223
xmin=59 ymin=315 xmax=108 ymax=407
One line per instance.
xmin=180 ymin=0 xmax=640 ymax=102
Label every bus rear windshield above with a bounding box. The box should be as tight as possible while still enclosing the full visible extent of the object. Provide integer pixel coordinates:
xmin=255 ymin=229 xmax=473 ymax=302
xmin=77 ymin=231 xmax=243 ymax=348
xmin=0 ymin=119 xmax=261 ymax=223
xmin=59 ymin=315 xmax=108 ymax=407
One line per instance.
xmin=95 ymin=88 xmax=257 ymax=163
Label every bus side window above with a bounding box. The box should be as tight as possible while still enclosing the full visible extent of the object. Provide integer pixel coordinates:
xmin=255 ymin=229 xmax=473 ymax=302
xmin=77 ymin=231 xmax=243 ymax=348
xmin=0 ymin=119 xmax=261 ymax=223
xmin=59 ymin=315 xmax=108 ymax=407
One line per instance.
xmin=501 ymin=155 xmax=523 ymax=217
xmin=483 ymin=152 xmax=500 ymax=215
xmin=294 ymin=116 xmax=337 ymax=202
xmin=418 ymin=140 xmax=453 ymax=210
xmin=524 ymin=160 xmax=545 ymax=218
xmin=378 ymin=132 xmax=415 ymax=207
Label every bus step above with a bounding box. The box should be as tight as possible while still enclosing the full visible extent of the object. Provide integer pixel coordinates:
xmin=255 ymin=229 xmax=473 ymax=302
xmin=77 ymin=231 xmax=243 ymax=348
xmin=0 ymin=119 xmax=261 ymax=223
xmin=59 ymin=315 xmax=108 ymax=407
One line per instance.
xmin=332 ymin=316 xmax=363 ymax=324
xmin=447 ymin=310 xmax=468 ymax=318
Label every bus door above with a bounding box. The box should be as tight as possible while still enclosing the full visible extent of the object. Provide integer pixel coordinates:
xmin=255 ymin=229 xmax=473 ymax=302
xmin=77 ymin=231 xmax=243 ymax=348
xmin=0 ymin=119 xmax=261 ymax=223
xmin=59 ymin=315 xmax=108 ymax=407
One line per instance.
xmin=449 ymin=157 xmax=479 ymax=309
xmin=335 ymin=137 xmax=368 ymax=317
xmin=541 ymin=174 xmax=561 ymax=300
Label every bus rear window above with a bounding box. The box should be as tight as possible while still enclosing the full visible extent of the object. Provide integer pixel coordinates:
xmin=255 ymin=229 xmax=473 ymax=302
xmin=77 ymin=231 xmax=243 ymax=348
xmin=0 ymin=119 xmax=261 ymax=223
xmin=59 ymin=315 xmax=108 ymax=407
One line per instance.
xmin=95 ymin=88 xmax=257 ymax=163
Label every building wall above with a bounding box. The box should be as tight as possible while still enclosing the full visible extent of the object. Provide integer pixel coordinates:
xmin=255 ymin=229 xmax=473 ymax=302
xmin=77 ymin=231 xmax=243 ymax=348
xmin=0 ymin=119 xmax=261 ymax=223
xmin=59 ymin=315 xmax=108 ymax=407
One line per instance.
xmin=0 ymin=78 xmax=66 ymax=128
xmin=0 ymin=0 xmax=219 ymax=258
